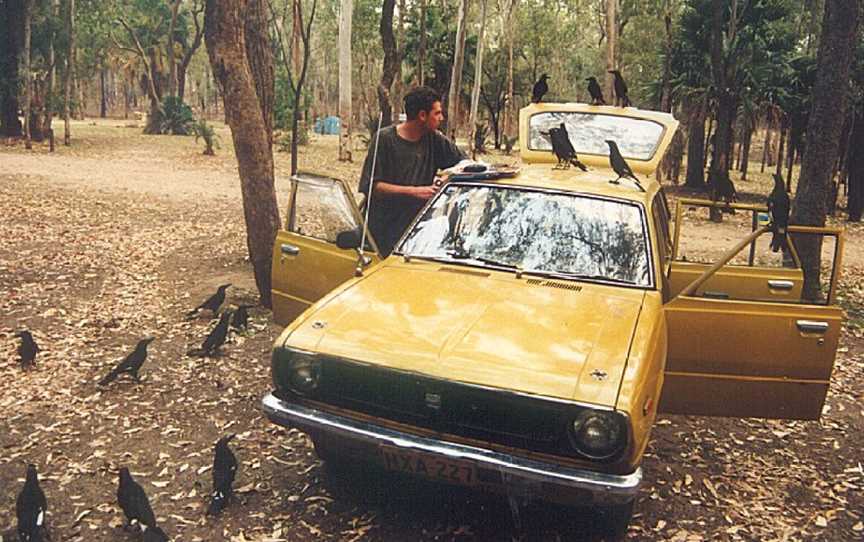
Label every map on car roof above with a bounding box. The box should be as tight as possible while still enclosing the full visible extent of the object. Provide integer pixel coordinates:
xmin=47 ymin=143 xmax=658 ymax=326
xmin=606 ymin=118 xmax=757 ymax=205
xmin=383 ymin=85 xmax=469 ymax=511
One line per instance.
xmin=528 ymin=111 xmax=665 ymax=161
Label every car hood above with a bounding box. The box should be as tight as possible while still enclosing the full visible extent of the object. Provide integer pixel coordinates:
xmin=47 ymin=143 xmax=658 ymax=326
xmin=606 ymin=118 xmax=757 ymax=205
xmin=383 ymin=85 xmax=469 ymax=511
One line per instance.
xmin=284 ymin=261 xmax=645 ymax=407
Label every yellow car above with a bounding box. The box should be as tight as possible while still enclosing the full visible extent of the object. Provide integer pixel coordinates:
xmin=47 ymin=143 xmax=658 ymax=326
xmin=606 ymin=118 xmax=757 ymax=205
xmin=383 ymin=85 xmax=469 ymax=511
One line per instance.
xmin=262 ymin=103 xmax=844 ymax=536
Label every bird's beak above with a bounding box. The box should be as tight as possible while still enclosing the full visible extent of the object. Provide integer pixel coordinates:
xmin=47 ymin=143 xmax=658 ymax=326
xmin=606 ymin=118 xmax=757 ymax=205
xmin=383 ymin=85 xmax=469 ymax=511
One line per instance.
xmin=144 ymin=337 xmax=155 ymax=343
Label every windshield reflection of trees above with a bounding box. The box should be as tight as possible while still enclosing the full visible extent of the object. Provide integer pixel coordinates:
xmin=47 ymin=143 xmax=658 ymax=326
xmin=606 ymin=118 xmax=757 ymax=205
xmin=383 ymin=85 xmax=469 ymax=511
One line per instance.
xmin=402 ymin=186 xmax=650 ymax=286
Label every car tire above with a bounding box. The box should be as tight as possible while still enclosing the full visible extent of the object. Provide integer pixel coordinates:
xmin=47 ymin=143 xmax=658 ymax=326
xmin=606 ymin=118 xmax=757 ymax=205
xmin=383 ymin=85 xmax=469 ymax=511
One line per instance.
xmin=598 ymin=500 xmax=634 ymax=540
xmin=311 ymin=434 xmax=354 ymax=473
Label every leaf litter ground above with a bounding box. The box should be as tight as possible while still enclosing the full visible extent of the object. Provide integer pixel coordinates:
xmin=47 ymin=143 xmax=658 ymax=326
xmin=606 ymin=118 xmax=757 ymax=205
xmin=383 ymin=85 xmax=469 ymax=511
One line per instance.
xmin=0 ymin=120 xmax=862 ymax=541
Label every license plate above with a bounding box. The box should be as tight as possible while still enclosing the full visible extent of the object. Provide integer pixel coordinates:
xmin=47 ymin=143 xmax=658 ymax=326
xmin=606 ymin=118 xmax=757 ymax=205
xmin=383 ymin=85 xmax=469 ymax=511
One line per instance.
xmin=380 ymin=446 xmax=476 ymax=486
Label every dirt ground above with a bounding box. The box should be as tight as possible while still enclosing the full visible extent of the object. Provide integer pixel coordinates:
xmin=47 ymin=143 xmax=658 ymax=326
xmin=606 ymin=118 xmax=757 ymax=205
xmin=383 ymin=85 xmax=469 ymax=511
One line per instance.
xmin=1 ymin=120 xmax=863 ymax=542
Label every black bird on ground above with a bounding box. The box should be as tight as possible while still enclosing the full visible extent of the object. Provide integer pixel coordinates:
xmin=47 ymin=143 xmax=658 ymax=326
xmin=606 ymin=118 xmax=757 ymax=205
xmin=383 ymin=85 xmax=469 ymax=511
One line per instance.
xmin=142 ymin=525 xmax=169 ymax=542
xmin=586 ymin=77 xmax=606 ymax=105
xmin=548 ymin=123 xmax=588 ymax=171
xmin=117 ymin=467 xmax=157 ymax=532
xmin=190 ymin=310 xmax=232 ymax=357
xmin=99 ymin=337 xmax=155 ymax=385
xmin=768 ymin=173 xmax=790 ymax=252
xmin=17 ymin=464 xmax=48 ymax=542
xmin=531 ymin=74 xmax=550 ymax=103
xmin=231 ymin=305 xmax=252 ymax=332
xmin=16 ymin=330 xmax=40 ymax=368
xmin=605 ymin=140 xmax=643 ymax=191
xmin=207 ymin=434 xmax=239 ymax=515
xmin=186 ymin=284 xmax=231 ymax=318
xmin=607 ymin=70 xmax=631 ymax=107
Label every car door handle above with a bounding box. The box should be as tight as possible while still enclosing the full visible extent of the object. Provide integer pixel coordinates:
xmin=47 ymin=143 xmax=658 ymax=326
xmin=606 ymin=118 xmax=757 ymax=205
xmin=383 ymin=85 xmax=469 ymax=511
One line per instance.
xmin=796 ymin=320 xmax=829 ymax=334
xmin=768 ymin=280 xmax=794 ymax=291
xmin=702 ymin=291 xmax=729 ymax=299
xmin=281 ymin=243 xmax=300 ymax=256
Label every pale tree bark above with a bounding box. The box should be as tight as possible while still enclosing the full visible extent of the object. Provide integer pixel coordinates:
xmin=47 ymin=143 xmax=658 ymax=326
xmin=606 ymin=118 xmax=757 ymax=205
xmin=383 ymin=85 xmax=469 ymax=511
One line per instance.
xmin=338 ymin=0 xmax=352 ymax=161
xmin=499 ymin=0 xmax=518 ymax=138
xmin=447 ymin=0 xmax=469 ymax=140
xmin=23 ymin=0 xmax=32 ymax=149
xmin=205 ymin=0 xmax=280 ymax=307
xmin=64 ymin=0 xmax=75 ymax=145
xmin=468 ymin=0 xmax=487 ymax=155
xmin=604 ymin=0 xmax=618 ymax=100
xmin=791 ymin=0 xmax=859 ymax=301
xmin=168 ymin=0 xmax=182 ymax=96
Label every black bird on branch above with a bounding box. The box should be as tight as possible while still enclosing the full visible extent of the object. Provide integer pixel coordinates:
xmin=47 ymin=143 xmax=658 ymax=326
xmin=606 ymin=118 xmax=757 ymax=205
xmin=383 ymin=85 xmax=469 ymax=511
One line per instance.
xmin=142 ymin=525 xmax=169 ymax=542
xmin=117 ymin=467 xmax=157 ymax=532
xmin=16 ymin=464 xmax=48 ymax=542
xmin=207 ymin=434 xmax=239 ymax=515
xmin=99 ymin=337 xmax=155 ymax=386
xmin=186 ymin=284 xmax=231 ymax=318
xmin=547 ymin=123 xmax=588 ymax=171
xmin=605 ymin=140 xmax=644 ymax=191
xmin=607 ymin=70 xmax=631 ymax=107
xmin=586 ymin=77 xmax=606 ymax=105
xmin=531 ymin=74 xmax=550 ymax=103
xmin=768 ymin=173 xmax=790 ymax=252
xmin=16 ymin=330 xmax=40 ymax=368
xmin=231 ymin=305 xmax=252 ymax=332
xmin=189 ymin=310 xmax=232 ymax=357
xmin=710 ymin=172 xmax=738 ymax=211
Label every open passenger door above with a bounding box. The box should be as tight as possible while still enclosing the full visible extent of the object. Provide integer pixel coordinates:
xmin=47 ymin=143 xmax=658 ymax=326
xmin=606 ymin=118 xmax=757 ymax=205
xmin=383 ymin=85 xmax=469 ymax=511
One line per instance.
xmin=660 ymin=219 xmax=845 ymax=420
xmin=271 ymin=173 xmax=380 ymax=326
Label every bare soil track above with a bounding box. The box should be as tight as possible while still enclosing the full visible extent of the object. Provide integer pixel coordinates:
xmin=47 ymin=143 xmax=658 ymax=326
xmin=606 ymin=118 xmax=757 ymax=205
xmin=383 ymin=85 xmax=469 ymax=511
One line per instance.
xmin=1 ymin=120 xmax=862 ymax=541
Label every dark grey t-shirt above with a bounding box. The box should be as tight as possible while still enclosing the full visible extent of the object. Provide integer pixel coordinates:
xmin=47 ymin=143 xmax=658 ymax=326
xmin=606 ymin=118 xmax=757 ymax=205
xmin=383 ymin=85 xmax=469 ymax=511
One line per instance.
xmin=359 ymin=126 xmax=465 ymax=255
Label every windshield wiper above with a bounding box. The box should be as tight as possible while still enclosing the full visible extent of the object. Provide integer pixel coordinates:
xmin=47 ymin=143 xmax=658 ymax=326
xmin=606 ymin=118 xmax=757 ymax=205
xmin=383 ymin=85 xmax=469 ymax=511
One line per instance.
xmin=445 ymin=250 xmax=519 ymax=270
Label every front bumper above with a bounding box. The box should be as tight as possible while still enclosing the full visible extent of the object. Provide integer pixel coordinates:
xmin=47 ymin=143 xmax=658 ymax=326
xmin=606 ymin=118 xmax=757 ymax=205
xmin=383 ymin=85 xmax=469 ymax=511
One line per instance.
xmin=262 ymin=393 xmax=640 ymax=505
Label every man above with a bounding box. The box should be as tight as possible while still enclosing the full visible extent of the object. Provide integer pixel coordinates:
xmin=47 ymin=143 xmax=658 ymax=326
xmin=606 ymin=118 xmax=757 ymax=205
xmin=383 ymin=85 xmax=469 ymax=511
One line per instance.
xmin=359 ymin=86 xmax=465 ymax=256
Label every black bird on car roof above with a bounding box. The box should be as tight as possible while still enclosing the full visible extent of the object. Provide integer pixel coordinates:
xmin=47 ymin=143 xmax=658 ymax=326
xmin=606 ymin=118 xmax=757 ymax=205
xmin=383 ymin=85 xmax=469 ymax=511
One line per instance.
xmin=608 ymin=70 xmax=631 ymax=107
xmin=532 ymin=74 xmax=550 ymax=103
xmin=586 ymin=77 xmax=606 ymax=105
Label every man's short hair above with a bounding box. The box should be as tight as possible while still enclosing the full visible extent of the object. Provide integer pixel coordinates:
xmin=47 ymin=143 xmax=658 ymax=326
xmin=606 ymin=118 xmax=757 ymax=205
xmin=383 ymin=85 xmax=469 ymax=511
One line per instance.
xmin=404 ymin=86 xmax=441 ymax=120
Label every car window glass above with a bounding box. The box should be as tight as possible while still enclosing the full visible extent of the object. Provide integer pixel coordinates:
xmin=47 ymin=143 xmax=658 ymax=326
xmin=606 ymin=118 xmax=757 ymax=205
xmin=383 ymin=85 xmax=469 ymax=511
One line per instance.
xmin=399 ymin=184 xmax=652 ymax=287
xmin=528 ymin=112 xmax=664 ymax=160
xmin=288 ymin=174 xmax=359 ymax=243
xmin=652 ymin=194 xmax=672 ymax=263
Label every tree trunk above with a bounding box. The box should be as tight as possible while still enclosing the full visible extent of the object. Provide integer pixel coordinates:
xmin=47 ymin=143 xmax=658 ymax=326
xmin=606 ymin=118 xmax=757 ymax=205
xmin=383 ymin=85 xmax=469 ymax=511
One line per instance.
xmin=740 ymin=122 xmax=753 ymax=179
xmin=446 ymin=0 xmax=469 ymax=140
xmin=604 ymin=0 xmax=618 ymax=100
xmin=849 ymin=111 xmax=864 ymax=221
xmin=245 ymin=0 xmax=274 ymax=139
xmin=775 ymin=115 xmax=787 ymax=179
xmin=23 ymin=0 xmax=32 ymax=149
xmin=503 ymin=0 xmax=518 ymax=138
xmin=417 ymin=0 xmax=427 ymax=85
xmin=377 ymin=0 xmax=398 ymax=127
xmin=658 ymin=1 xmax=673 ymax=112
xmin=100 ymin=63 xmax=108 ymax=118
xmin=289 ymin=0 xmax=316 ymax=175
xmin=168 ymin=0 xmax=182 ymax=97
xmin=791 ymin=0 xmax=859 ymax=301
xmin=468 ymin=0 xmax=487 ymax=156
xmin=205 ymin=0 xmax=280 ymax=307
xmin=685 ymin=98 xmax=707 ymax=189
xmin=64 ymin=0 xmax=75 ymax=144
xmin=0 ymin=0 xmax=23 ymax=136
xmin=338 ymin=0 xmax=353 ymax=161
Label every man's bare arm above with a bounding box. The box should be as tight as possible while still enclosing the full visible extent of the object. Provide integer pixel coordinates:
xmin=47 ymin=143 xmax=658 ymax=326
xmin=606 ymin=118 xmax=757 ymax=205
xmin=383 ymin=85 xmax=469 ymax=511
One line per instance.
xmin=373 ymin=181 xmax=438 ymax=200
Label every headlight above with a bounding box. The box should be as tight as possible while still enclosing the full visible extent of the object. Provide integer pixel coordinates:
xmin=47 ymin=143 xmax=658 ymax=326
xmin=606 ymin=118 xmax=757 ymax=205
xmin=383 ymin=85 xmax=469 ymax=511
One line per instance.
xmin=273 ymin=347 xmax=321 ymax=397
xmin=568 ymin=410 xmax=627 ymax=460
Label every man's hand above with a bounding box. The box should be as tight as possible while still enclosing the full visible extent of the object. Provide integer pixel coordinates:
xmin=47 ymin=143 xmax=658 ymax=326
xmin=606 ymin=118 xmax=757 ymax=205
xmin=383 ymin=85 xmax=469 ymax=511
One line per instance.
xmin=411 ymin=185 xmax=439 ymax=200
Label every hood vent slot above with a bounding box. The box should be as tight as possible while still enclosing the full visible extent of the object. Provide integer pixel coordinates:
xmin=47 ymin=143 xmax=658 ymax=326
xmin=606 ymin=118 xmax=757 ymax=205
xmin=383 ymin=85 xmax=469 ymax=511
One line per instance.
xmin=526 ymin=278 xmax=582 ymax=291
xmin=438 ymin=266 xmax=490 ymax=278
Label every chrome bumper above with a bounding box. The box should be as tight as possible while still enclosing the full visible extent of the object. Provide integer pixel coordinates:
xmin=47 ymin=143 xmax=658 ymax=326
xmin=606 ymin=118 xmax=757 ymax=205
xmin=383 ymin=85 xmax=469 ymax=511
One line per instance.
xmin=261 ymin=393 xmax=640 ymax=504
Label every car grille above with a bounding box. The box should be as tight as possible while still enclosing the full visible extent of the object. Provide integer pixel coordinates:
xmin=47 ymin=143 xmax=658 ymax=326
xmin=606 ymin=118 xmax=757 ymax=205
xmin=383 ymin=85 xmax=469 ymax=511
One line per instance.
xmin=315 ymin=357 xmax=585 ymax=458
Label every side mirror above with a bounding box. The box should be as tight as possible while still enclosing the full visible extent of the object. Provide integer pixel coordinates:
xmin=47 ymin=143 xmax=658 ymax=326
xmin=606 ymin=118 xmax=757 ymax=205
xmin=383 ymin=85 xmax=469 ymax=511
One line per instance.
xmin=336 ymin=228 xmax=362 ymax=250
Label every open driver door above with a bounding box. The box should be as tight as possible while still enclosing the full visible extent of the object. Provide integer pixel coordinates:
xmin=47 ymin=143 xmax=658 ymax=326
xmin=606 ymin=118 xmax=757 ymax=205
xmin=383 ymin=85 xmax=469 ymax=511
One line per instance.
xmin=659 ymin=224 xmax=845 ymax=420
xmin=271 ymin=173 xmax=381 ymax=326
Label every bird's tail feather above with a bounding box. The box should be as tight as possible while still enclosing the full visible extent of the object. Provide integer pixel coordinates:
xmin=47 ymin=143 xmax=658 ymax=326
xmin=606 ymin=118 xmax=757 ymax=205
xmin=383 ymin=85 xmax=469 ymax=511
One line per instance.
xmin=99 ymin=369 xmax=118 ymax=386
xmin=571 ymin=158 xmax=588 ymax=172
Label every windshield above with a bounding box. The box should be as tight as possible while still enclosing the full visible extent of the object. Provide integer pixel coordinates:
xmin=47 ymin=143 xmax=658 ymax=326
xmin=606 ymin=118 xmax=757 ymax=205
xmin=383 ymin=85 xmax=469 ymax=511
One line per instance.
xmin=529 ymin=112 xmax=664 ymax=160
xmin=398 ymin=184 xmax=652 ymax=287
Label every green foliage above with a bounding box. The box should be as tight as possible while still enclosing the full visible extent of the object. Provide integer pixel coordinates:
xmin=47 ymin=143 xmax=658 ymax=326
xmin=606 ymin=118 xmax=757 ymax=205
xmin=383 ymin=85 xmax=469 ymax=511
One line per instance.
xmin=191 ymin=118 xmax=219 ymax=155
xmin=276 ymin=127 xmax=309 ymax=152
xmin=153 ymin=96 xmax=195 ymax=135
